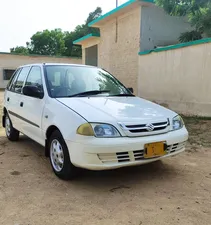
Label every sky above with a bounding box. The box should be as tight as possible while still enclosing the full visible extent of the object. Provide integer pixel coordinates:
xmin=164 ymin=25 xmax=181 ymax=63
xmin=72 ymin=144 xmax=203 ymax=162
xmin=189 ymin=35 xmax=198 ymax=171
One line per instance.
xmin=0 ymin=0 xmax=127 ymax=52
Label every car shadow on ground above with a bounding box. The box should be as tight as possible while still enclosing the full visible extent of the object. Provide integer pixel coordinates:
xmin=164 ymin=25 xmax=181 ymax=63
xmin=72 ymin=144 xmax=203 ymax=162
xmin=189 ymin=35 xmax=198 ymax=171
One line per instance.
xmin=76 ymin=160 xmax=179 ymax=189
xmin=0 ymin=134 xmax=180 ymax=192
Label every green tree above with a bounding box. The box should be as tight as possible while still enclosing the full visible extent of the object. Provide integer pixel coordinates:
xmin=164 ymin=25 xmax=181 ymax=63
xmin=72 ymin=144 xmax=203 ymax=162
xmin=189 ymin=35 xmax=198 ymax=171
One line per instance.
xmin=10 ymin=46 xmax=29 ymax=55
xmin=27 ymin=28 xmax=66 ymax=56
xmin=63 ymin=25 xmax=86 ymax=57
xmin=85 ymin=7 xmax=102 ymax=34
xmin=155 ymin=0 xmax=211 ymax=42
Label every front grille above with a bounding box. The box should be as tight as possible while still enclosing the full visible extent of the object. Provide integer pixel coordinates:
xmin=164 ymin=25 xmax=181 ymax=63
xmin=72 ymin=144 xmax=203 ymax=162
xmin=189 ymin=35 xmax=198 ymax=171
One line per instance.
xmin=129 ymin=126 xmax=166 ymax=133
xmin=98 ymin=142 xmax=186 ymax=164
xmin=125 ymin=121 xmax=168 ymax=133
xmin=167 ymin=142 xmax=186 ymax=154
xmin=116 ymin=152 xmax=130 ymax=162
xmin=133 ymin=150 xmax=144 ymax=161
xmin=118 ymin=120 xmax=170 ymax=137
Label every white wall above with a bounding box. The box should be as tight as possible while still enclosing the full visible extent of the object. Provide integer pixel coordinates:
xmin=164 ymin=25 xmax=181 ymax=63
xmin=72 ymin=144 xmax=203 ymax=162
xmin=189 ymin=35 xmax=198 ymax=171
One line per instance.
xmin=140 ymin=5 xmax=192 ymax=51
xmin=138 ymin=41 xmax=211 ymax=117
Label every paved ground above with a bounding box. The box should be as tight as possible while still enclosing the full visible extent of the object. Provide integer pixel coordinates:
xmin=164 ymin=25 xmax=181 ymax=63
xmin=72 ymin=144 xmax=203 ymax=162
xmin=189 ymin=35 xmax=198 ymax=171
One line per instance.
xmin=0 ymin=91 xmax=211 ymax=225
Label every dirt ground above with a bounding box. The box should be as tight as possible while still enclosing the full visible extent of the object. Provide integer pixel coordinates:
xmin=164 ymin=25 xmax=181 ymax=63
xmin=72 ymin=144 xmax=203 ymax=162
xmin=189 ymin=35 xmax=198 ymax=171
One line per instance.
xmin=0 ymin=91 xmax=211 ymax=225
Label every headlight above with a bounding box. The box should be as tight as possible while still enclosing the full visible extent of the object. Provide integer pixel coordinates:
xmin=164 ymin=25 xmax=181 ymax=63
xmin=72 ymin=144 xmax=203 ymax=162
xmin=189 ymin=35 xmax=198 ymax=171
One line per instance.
xmin=77 ymin=123 xmax=121 ymax=137
xmin=172 ymin=115 xmax=184 ymax=130
xmin=91 ymin=123 xmax=121 ymax=137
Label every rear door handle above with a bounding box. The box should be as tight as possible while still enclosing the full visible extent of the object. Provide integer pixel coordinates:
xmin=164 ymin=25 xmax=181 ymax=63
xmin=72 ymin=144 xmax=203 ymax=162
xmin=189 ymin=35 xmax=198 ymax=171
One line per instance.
xmin=7 ymin=97 xmax=10 ymax=102
xmin=20 ymin=102 xmax=24 ymax=107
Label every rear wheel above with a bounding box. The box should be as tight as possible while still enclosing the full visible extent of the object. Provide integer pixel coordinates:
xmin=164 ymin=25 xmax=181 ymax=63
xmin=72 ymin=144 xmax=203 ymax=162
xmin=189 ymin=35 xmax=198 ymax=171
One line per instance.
xmin=5 ymin=113 xmax=19 ymax=141
xmin=49 ymin=130 xmax=78 ymax=180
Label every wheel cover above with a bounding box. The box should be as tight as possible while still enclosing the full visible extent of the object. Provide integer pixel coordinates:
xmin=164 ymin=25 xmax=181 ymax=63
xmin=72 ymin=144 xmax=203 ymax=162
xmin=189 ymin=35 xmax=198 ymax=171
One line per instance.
xmin=50 ymin=139 xmax=64 ymax=172
xmin=5 ymin=116 xmax=11 ymax=137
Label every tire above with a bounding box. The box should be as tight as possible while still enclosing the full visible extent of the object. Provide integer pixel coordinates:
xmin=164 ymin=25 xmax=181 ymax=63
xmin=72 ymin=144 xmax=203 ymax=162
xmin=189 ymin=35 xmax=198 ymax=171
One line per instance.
xmin=49 ymin=130 xmax=78 ymax=180
xmin=5 ymin=113 xmax=19 ymax=141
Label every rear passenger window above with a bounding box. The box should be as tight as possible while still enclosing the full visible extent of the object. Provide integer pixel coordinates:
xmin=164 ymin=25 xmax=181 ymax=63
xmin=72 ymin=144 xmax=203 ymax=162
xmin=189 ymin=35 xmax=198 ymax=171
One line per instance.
xmin=11 ymin=67 xmax=30 ymax=93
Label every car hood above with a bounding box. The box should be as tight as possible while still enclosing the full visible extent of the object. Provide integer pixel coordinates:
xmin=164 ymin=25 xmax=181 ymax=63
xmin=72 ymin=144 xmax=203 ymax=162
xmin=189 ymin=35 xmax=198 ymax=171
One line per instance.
xmin=56 ymin=97 xmax=177 ymax=123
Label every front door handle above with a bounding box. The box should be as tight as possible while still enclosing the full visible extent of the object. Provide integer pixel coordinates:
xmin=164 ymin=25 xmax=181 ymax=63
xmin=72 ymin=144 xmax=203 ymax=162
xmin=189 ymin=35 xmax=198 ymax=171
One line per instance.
xmin=20 ymin=102 xmax=24 ymax=107
xmin=7 ymin=97 xmax=10 ymax=102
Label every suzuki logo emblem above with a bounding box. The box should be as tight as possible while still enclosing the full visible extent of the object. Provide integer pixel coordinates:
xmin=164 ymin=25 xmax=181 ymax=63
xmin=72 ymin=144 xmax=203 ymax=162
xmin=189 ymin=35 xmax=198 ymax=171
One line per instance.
xmin=146 ymin=123 xmax=154 ymax=131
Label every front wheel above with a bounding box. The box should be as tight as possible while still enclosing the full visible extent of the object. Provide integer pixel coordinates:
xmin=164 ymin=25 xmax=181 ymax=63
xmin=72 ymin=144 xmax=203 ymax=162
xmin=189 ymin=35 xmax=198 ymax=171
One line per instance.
xmin=49 ymin=130 xmax=78 ymax=180
xmin=5 ymin=113 xmax=19 ymax=141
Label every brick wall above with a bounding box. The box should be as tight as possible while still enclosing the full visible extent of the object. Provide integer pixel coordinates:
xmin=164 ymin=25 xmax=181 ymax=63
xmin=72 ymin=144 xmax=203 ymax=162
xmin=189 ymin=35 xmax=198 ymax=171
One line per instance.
xmin=98 ymin=7 xmax=141 ymax=94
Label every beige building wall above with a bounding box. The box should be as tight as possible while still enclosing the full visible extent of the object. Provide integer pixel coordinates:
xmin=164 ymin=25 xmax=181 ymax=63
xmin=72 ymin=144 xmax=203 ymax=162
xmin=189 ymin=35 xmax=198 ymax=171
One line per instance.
xmin=138 ymin=42 xmax=211 ymax=117
xmin=0 ymin=53 xmax=81 ymax=88
xmin=98 ymin=7 xmax=141 ymax=94
xmin=82 ymin=39 xmax=100 ymax=50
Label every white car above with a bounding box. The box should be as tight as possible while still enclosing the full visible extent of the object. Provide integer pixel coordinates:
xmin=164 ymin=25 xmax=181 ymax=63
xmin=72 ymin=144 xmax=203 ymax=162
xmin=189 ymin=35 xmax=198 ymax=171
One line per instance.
xmin=2 ymin=63 xmax=188 ymax=180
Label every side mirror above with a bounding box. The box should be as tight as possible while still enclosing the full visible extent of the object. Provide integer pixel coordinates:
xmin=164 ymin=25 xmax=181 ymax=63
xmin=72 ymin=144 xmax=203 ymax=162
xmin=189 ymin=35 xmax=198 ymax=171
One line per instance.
xmin=23 ymin=85 xmax=43 ymax=99
xmin=128 ymin=87 xmax=134 ymax=93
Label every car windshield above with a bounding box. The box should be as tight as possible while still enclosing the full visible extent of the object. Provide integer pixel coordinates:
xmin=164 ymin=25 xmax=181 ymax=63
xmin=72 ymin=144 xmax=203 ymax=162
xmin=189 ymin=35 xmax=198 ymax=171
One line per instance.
xmin=45 ymin=65 xmax=133 ymax=98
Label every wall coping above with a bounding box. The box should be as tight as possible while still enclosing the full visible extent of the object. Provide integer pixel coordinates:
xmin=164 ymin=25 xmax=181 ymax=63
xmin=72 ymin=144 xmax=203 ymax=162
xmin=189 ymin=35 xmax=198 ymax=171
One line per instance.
xmin=88 ymin=0 xmax=154 ymax=27
xmin=73 ymin=33 xmax=100 ymax=45
xmin=138 ymin=38 xmax=211 ymax=55
xmin=0 ymin=51 xmax=81 ymax=59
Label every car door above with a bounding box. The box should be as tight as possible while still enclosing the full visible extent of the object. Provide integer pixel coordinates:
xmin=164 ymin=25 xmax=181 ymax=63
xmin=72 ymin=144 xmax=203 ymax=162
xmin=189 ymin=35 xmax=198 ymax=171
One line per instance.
xmin=4 ymin=68 xmax=21 ymax=113
xmin=6 ymin=66 xmax=31 ymax=132
xmin=19 ymin=66 xmax=46 ymax=146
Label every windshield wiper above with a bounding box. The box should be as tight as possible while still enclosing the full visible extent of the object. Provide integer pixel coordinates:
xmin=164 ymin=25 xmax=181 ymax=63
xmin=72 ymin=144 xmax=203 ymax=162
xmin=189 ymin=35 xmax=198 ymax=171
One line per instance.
xmin=109 ymin=93 xmax=134 ymax=97
xmin=68 ymin=90 xmax=110 ymax=97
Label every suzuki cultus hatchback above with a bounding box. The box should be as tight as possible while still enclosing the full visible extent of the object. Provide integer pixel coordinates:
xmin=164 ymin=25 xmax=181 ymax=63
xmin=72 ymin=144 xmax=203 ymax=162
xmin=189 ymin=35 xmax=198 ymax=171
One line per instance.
xmin=2 ymin=63 xmax=188 ymax=180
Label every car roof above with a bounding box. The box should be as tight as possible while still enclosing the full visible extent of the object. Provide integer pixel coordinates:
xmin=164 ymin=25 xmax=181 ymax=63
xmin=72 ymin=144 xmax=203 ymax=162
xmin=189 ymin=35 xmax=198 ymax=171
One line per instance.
xmin=18 ymin=63 xmax=96 ymax=68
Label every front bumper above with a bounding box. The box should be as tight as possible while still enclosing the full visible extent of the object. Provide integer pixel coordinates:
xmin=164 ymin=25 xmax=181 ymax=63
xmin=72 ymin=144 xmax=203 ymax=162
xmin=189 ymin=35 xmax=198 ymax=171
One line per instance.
xmin=66 ymin=127 xmax=188 ymax=170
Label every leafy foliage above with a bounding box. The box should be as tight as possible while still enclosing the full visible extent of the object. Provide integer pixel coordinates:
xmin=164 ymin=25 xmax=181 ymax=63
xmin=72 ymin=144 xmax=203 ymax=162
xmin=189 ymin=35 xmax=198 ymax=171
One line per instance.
xmin=179 ymin=30 xmax=202 ymax=42
xmin=10 ymin=7 xmax=102 ymax=57
xmin=10 ymin=46 xmax=29 ymax=55
xmin=155 ymin=0 xmax=211 ymax=42
xmin=27 ymin=28 xmax=66 ymax=56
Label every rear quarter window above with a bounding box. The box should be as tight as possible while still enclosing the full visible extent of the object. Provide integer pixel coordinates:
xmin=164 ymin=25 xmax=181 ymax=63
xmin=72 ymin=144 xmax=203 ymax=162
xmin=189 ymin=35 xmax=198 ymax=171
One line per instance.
xmin=6 ymin=68 xmax=21 ymax=91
